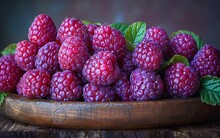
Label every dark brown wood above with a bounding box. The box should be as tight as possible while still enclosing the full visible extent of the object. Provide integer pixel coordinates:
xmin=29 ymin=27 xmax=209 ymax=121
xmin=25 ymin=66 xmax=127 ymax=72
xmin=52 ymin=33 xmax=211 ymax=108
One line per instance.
xmin=1 ymin=113 xmax=220 ymax=138
xmin=2 ymin=94 xmax=220 ymax=130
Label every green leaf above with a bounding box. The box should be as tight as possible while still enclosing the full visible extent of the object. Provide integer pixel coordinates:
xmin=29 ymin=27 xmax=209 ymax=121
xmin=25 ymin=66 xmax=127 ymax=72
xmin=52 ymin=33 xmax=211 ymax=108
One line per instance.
xmin=161 ymin=55 xmax=189 ymax=69
xmin=1 ymin=43 xmax=16 ymax=55
xmin=126 ymin=40 xmax=136 ymax=51
xmin=82 ymin=20 xmax=101 ymax=25
xmin=170 ymin=30 xmax=205 ymax=50
xmin=0 ymin=92 xmax=8 ymax=106
xmin=125 ymin=21 xmax=146 ymax=50
xmin=110 ymin=23 xmax=129 ymax=36
xmin=200 ymin=76 xmax=220 ymax=106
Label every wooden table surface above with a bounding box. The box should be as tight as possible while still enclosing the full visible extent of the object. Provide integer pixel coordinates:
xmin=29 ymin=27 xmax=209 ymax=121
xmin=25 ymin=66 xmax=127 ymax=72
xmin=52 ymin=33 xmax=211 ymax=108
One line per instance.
xmin=1 ymin=106 xmax=220 ymax=138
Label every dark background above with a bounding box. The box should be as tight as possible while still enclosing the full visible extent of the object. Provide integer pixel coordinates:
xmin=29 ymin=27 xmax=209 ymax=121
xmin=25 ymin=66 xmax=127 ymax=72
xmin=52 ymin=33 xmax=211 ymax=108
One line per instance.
xmin=0 ymin=0 xmax=219 ymax=51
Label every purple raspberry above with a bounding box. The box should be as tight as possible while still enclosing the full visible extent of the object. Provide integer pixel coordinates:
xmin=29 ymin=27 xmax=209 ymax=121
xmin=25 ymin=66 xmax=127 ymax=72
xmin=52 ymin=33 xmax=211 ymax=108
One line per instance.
xmin=191 ymin=44 xmax=220 ymax=78
xmin=130 ymin=68 xmax=164 ymax=101
xmin=83 ymin=83 xmax=117 ymax=102
xmin=164 ymin=63 xmax=200 ymax=98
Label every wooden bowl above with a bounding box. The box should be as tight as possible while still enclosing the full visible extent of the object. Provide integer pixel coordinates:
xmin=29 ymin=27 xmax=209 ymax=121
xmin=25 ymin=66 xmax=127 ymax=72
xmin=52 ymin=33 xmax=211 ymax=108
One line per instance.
xmin=2 ymin=94 xmax=220 ymax=129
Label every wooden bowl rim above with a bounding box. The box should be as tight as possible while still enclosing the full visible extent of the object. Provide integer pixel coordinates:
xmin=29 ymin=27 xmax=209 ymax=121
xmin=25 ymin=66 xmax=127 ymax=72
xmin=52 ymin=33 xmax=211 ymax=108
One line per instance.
xmin=3 ymin=93 xmax=220 ymax=129
xmin=6 ymin=93 xmax=202 ymax=105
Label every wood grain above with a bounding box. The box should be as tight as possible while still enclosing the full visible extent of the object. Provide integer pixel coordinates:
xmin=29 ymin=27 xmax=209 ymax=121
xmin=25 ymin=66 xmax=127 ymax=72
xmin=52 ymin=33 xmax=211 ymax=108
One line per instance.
xmin=2 ymin=94 xmax=220 ymax=129
xmin=1 ymin=114 xmax=220 ymax=138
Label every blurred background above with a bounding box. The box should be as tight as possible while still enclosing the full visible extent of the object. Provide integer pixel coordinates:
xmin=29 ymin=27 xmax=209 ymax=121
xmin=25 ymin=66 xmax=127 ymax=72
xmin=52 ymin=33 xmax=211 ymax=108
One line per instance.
xmin=0 ymin=0 xmax=220 ymax=51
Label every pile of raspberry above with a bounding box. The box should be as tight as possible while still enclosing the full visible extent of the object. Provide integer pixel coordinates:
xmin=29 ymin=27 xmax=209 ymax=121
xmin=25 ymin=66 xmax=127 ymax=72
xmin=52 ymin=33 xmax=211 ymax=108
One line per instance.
xmin=1 ymin=14 xmax=220 ymax=102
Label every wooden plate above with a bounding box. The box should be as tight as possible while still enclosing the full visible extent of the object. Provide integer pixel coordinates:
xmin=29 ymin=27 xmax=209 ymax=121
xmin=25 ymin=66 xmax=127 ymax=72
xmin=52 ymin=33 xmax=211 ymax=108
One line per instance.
xmin=2 ymin=94 xmax=220 ymax=129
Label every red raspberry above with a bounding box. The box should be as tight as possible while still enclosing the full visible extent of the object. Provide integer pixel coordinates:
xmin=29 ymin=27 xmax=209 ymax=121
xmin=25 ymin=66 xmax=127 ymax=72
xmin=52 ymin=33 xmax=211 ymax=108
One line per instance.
xmin=82 ymin=51 xmax=120 ymax=85
xmin=17 ymin=69 xmax=51 ymax=98
xmin=191 ymin=45 xmax=220 ymax=78
xmin=93 ymin=25 xmax=126 ymax=60
xmin=35 ymin=42 xmax=61 ymax=75
xmin=83 ymin=83 xmax=117 ymax=102
xmin=58 ymin=36 xmax=89 ymax=72
xmin=143 ymin=26 xmax=173 ymax=59
xmin=130 ymin=68 xmax=164 ymax=101
xmin=28 ymin=14 xmax=57 ymax=47
xmin=118 ymin=51 xmax=136 ymax=76
xmin=57 ymin=18 xmax=90 ymax=46
xmin=50 ymin=70 xmax=82 ymax=101
xmin=114 ymin=72 xmax=135 ymax=101
xmin=132 ymin=41 xmax=163 ymax=71
xmin=164 ymin=63 xmax=200 ymax=98
xmin=15 ymin=40 xmax=38 ymax=71
xmin=86 ymin=24 xmax=100 ymax=54
xmin=87 ymin=24 xmax=100 ymax=38
xmin=171 ymin=34 xmax=198 ymax=61
xmin=0 ymin=55 xmax=23 ymax=92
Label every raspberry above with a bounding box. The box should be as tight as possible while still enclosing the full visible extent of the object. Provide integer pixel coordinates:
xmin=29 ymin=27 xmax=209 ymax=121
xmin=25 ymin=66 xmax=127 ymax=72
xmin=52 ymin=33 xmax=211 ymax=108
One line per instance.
xmin=35 ymin=42 xmax=61 ymax=75
xmin=83 ymin=83 xmax=117 ymax=102
xmin=0 ymin=54 xmax=15 ymax=61
xmin=50 ymin=70 xmax=82 ymax=101
xmin=132 ymin=41 xmax=163 ymax=71
xmin=28 ymin=14 xmax=57 ymax=47
xmin=0 ymin=55 xmax=23 ymax=92
xmin=86 ymin=24 xmax=100 ymax=54
xmin=93 ymin=25 xmax=126 ymax=60
xmin=114 ymin=72 xmax=135 ymax=101
xmin=130 ymin=68 xmax=164 ymax=101
xmin=171 ymin=34 xmax=198 ymax=61
xmin=164 ymin=63 xmax=200 ymax=98
xmin=118 ymin=51 xmax=136 ymax=76
xmin=82 ymin=51 xmax=120 ymax=85
xmin=87 ymin=24 xmax=100 ymax=38
xmin=17 ymin=69 xmax=51 ymax=98
xmin=143 ymin=26 xmax=173 ymax=59
xmin=58 ymin=36 xmax=89 ymax=72
xmin=191 ymin=45 xmax=220 ymax=78
xmin=57 ymin=18 xmax=90 ymax=46
xmin=15 ymin=40 xmax=38 ymax=71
